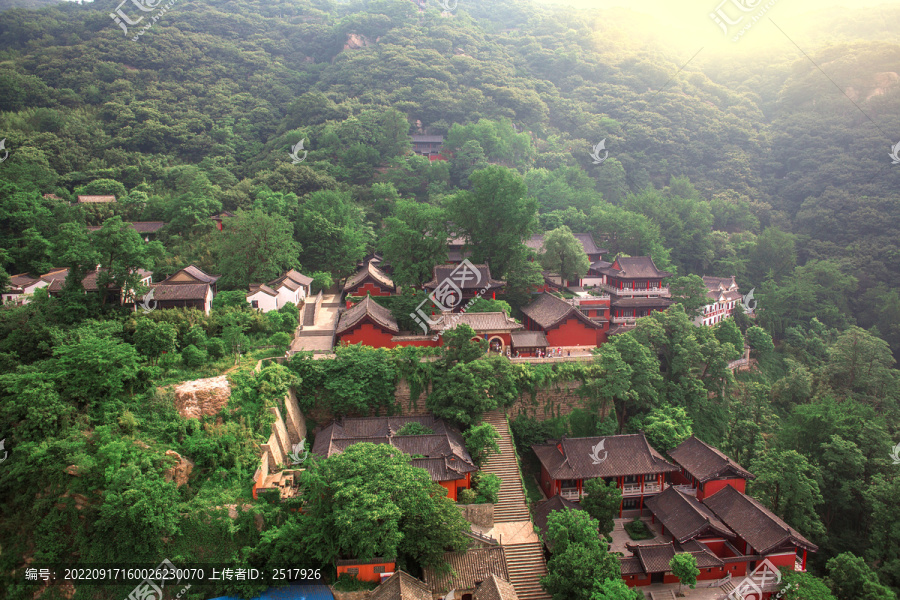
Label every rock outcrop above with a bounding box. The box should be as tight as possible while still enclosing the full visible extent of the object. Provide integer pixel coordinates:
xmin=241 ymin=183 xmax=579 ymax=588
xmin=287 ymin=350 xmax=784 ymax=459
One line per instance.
xmin=173 ymin=375 xmax=231 ymax=419
xmin=164 ymin=450 xmax=195 ymax=487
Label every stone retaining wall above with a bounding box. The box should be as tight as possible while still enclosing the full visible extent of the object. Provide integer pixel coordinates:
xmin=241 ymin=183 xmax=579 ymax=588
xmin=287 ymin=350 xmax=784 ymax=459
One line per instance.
xmin=458 ymin=503 xmax=494 ymax=528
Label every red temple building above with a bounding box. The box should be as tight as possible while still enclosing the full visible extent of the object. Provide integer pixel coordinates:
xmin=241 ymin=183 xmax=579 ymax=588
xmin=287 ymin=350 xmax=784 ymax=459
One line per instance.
xmin=532 ymin=434 xmax=679 ymax=515
xmin=429 ymin=311 xmax=523 ymax=353
xmin=591 ymin=256 xmax=672 ymax=336
xmin=312 ymin=415 xmax=477 ymax=501
xmin=668 ymin=435 xmax=755 ymax=500
xmin=335 ymin=296 xmax=401 ymax=348
xmin=520 ymin=292 xmax=605 ymax=348
xmin=344 ymin=262 xmax=396 ymax=297
xmin=533 ymin=434 xmax=817 ymax=589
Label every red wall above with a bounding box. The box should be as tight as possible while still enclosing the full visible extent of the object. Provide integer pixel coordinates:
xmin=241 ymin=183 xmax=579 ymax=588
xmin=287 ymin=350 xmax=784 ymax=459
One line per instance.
xmin=539 ymin=465 xmax=553 ymax=498
xmin=545 ymin=319 xmax=599 ymax=347
xmin=765 ymin=553 xmax=797 ymax=570
xmin=339 ymin=322 xmax=396 ymax=348
xmin=337 ymin=561 xmax=396 ymax=583
xmin=700 ymin=478 xmax=747 ymax=500
xmin=347 ymin=282 xmax=393 ymax=297
xmin=438 ymin=476 xmax=470 ymax=501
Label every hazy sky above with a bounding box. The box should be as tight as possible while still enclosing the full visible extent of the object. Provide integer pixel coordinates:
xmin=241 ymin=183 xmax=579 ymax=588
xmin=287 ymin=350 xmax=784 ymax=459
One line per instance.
xmin=534 ymin=0 xmax=900 ymax=51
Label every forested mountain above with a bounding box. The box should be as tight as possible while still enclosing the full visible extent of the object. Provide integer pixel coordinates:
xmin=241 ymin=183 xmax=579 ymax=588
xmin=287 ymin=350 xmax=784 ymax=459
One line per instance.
xmin=0 ymin=0 xmax=899 ymax=598
xmin=0 ymin=0 xmax=898 ymax=349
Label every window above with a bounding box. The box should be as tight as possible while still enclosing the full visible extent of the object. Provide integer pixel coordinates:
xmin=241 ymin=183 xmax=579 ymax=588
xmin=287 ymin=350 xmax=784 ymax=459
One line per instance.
xmin=622 ymin=498 xmax=639 ymax=510
xmin=251 ymin=300 xmax=259 ymax=309
xmin=623 ymin=474 xmax=639 ymax=484
xmin=373 ymin=566 xmax=385 ymax=574
xmin=347 ymin=568 xmax=359 ymax=575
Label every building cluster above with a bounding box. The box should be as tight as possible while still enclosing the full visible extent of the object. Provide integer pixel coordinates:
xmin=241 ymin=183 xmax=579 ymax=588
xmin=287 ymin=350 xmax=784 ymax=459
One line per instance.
xmin=334 ymin=230 xmax=743 ymax=355
xmin=298 ymin=409 xmax=814 ymax=597
xmin=533 ymin=434 xmax=815 ymax=587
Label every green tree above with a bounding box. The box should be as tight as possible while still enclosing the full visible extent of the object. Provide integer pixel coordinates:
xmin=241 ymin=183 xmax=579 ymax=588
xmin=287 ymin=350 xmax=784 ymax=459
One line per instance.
xmin=640 ymin=405 xmax=692 ymax=453
xmin=714 ymin=318 xmax=745 ymax=361
xmin=749 ymin=450 xmax=825 ymax=539
xmin=472 ymin=472 xmax=501 ymax=504
xmin=133 ymin=319 xmax=177 ymax=365
xmin=396 ymin=422 xmax=433 ymax=436
xmin=216 ymin=208 xmax=301 ymax=289
xmin=462 ymin=423 xmax=501 ymax=468
xmin=294 ymin=190 xmax=372 ymax=279
xmin=669 ymin=553 xmax=699 ymax=595
xmin=445 ymin=165 xmax=538 ymax=278
xmin=541 ymin=509 xmax=623 ymax=600
xmin=380 ymin=199 xmax=447 ymax=287
xmin=581 ymin=478 xmax=621 ymax=537
xmin=748 ymin=227 xmax=796 ymax=285
xmin=781 ymin=569 xmax=838 ymax=600
xmin=826 ymin=553 xmax=896 ymax=600
xmin=51 ymin=324 xmax=139 ymax=408
xmin=93 ymin=217 xmax=163 ymax=306
xmin=440 ymin=323 xmax=487 ymax=365
xmin=668 ymin=274 xmax=710 ymax=320
xmin=540 ymin=226 xmax=590 ymax=284
xmin=428 ymin=356 xmax=518 ymax=428
xmin=296 ymin=443 xmax=468 ymax=567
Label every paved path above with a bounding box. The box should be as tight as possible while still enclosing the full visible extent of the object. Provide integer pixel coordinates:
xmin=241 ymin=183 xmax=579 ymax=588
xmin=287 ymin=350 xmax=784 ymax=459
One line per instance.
xmin=290 ymin=293 xmax=341 ymax=353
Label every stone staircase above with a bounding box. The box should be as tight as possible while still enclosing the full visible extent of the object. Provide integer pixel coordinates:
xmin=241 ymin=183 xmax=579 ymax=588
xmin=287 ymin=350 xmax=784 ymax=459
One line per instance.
xmin=480 ymin=411 xmax=531 ymax=523
xmin=480 ymin=411 xmax=551 ymax=600
xmin=503 ymin=542 xmax=551 ymax=600
xmin=649 ymin=590 xmax=677 ymax=600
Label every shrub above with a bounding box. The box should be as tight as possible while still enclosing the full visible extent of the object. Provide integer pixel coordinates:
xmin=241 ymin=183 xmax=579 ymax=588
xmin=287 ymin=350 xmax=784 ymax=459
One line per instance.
xmin=206 ymin=338 xmax=225 ymax=359
xmin=184 ymin=324 xmax=207 ymax=349
xmin=333 ymin=573 xmax=377 ymax=591
xmin=310 ymin=271 xmax=333 ymax=293
xmin=181 ymin=344 xmax=207 ymax=368
xmin=458 ymin=488 xmax=477 ymax=504
xmin=396 ymin=422 xmax=433 ymax=436
xmin=463 ymin=423 xmax=500 ymax=467
xmin=624 ymin=518 xmax=653 ymax=540
xmin=269 ymin=331 xmax=291 ymax=349
xmin=473 ymin=472 xmax=501 ymax=504
xmin=212 ymin=290 xmax=250 ymax=310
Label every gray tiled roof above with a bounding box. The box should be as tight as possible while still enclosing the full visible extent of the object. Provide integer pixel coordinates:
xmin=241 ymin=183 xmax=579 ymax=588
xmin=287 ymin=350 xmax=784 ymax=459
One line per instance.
xmin=161 ymin=265 xmax=221 ymax=285
xmin=532 ymin=434 xmax=679 ymax=480
xmin=474 ymin=573 xmax=519 ymax=600
xmin=335 ymin=295 xmax=399 ymax=335
xmin=431 ymin=312 xmax=522 ymax=332
xmin=423 ymin=547 xmax=509 ymax=593
xmin=311 ymin=415 xmax=476 ymax=482
xmin=370 ymin=570 xmax=432 ymax=600
xmin=521 ymin=292 xmax=602 ymax=330
xmin=627 ymin=542 xmax=676 ymax=574
xmin=601 ymin=256 xmax=672 ymax=279
xmin=152 ymin=283 xmax=210 ymax=301
xmin=344 ymin=261 xmax=395 ymax=292
xmin=248 ymin=284 xmax=278 ymax=297
xmin=703 ymin=485 xmax=818 ymax=553
xmin=669 ymin=436 xmax=754 ymax=484
xmin=510 ymin=331 xmax=548 ymax=348
xmin=645 ymin=486 xmax=735 ymax=543
xmin=424 ymin=264 xmax=505 ymax=291
xmin=610 ymin=297 xmax=673 ymax=308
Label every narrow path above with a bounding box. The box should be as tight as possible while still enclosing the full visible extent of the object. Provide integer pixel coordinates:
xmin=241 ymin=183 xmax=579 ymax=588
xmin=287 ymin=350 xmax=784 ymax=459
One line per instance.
xmin=481 ymin=410 xmax=551 ymax=600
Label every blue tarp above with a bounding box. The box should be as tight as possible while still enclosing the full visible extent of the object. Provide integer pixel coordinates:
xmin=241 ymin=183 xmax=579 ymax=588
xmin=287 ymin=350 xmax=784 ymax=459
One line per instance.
xmin=209 ymin=584 xmax=334 ymax=600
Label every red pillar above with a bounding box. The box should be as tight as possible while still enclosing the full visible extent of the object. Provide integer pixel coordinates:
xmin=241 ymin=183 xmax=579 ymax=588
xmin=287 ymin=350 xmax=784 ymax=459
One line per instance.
xmin=802 ymin=549 xmax=807 ymax=571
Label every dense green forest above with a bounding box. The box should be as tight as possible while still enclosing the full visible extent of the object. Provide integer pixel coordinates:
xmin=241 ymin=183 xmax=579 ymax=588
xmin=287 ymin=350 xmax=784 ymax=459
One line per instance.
xmin=0 ymin=0 xmax=898 ymax=598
